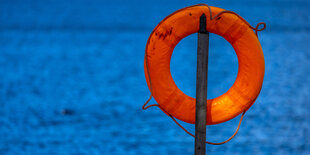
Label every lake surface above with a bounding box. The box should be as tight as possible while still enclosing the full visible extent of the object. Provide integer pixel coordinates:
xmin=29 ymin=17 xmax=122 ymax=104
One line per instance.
xmin=0 ymin=0 xmax=309 ymax=154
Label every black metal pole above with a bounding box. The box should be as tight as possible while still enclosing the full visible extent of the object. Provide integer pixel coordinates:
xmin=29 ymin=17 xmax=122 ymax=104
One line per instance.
xmin=195 ymin=13 xmax=209 ymax=155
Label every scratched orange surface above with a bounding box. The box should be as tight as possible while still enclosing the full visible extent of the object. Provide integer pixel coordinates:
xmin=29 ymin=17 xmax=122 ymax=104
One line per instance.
xmin=144 ymin=5 xmax=265 ymax=125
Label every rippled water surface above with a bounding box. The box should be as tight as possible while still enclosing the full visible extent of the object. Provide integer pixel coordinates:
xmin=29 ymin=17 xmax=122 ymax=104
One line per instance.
xmin=0 ymin=0 xmax=309 ymax=154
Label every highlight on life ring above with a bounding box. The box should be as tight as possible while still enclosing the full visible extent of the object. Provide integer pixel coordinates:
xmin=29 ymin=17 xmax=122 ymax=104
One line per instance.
xmin=143 ymin=4 xmax=265 ymax=125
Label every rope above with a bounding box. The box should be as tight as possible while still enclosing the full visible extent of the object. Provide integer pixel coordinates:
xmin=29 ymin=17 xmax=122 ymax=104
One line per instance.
xmin=143 ymin=4 xmax=265 ymax=145
xmin=170 ymin=111 xmax=246 ymax=145
xmin=143 ymin=98 xmax=246 ymax=145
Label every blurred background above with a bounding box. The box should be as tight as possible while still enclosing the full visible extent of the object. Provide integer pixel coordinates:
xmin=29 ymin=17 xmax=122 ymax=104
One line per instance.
xmin=0 ymin=0 xmax=309 ymax=154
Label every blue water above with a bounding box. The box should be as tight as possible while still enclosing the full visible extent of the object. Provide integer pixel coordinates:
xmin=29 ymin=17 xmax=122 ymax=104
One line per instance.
xmin=0 ymin=0 xmax=309 ymax=154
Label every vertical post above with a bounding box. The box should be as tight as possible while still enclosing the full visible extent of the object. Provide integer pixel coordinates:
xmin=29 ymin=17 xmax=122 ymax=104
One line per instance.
xmin=195 ymin=13 xmax=209 ymax=155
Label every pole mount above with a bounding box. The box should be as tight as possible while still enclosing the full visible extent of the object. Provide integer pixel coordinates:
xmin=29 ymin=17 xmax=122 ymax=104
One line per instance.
xmin=195 ymin=13 xmax=209 ymax=155
xmin=199 ymin=13 xmax=207 ymax=34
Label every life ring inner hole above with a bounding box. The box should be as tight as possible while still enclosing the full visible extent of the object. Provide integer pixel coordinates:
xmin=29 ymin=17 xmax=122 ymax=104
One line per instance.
xmin=170 ymin=33 xmax=238 ymax=99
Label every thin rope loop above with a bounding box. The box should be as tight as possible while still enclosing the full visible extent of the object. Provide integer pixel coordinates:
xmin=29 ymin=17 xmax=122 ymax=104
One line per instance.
xmin=170 ymin=111 xmax=246 ymax=145
xmin=254 ymin=22 xmax=266 ymax=36
xmin=143 ymin=102 xmax=246 ymax=145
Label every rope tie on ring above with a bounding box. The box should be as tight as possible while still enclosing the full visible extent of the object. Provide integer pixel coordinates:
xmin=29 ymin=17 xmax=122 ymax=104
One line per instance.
xmin=201 ymin=3 xmax=266 ymax=37
xmin=143 ymin=4 xmax=265 ymax=145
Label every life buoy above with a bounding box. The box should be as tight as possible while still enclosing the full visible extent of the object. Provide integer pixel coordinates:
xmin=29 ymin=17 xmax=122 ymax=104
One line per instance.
xmin=144 ymin=4 xmax=265 ymax=125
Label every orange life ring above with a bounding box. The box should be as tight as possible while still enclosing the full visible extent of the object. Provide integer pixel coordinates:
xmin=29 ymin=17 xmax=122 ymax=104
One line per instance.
xmin=144 ymin=5 xmax=265 ymax=125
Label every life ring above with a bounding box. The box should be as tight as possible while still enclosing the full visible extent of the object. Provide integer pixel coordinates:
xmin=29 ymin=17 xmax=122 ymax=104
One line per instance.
xmin=144 ymin=4 xmax=265 ymax=125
